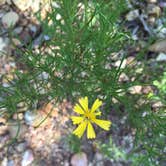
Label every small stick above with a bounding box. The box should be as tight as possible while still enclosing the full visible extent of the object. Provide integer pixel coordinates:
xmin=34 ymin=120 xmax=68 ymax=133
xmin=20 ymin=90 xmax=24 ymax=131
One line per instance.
xmin=139 ymin=14 xmax=153 ymax=36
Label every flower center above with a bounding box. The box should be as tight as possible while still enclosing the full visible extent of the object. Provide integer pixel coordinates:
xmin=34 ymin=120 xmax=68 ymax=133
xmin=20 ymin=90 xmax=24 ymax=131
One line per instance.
xmin=84 ymin=111 xmax=95 ymax=121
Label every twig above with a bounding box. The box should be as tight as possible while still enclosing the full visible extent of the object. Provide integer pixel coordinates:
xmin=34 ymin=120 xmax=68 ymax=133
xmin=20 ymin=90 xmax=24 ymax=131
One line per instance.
xmin=139 ymin=14 xmax=153 ymax=36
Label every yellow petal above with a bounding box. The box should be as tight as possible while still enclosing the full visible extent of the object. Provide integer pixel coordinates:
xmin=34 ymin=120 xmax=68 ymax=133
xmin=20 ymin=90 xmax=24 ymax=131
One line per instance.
xmin=93 ymin=119 xmax=111 ymax=130
xmin=94 ymin=111 xmax=101 ymax=116
xmin=74 ymin=104 xmax=85 ymax=114
xmin=71 ymin=116 xmax=84 ymax=124
xmin=73 ymin=121 xmax=87 ymax=138
xmin=79 ymin=97 xmax=88 ymax=112
xmin=87 ymin=122 xmax=96 ymax=139
xmin=91 ymin=99 xmax=102 ymax=113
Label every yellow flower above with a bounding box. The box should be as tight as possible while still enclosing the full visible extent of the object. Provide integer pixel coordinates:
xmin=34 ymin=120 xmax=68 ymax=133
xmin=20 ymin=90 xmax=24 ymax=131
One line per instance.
xmin=71 ymin=97 xmax=111 ymax=139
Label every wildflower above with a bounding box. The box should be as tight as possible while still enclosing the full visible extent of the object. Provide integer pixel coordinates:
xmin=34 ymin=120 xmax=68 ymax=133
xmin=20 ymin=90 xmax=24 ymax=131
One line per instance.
xmin=71 ymin=97 xmax=111 ymax=139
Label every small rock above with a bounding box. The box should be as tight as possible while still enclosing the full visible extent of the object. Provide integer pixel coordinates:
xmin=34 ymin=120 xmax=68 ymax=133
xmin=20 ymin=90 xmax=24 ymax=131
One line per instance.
xmin=147 ymin=16 xmax=156 ymax=25
xmin=2 ymin=82 xmax=10 ymax=88
xmin=13 ymin=27 xmax=23 ymax=34
xmin=94 ymin=152 xmax=104 ymax=161
xmin=6 ymin=0 xmax=12 ymax=5
xmin=19 ymin=30 xmax=32 ymax=45
xmin=156 ymin=52 xmax=166 ymax=61
xmin=114 ymin=59 xmax=127 ymax=69
xmin=0 ymin=134 xmax=10 ymax=149
xmin=24 ymin=110 xmax=49 ymax=127
xmin=32 ymin=34 xmax=44 ymax=48
xmin=21 ymin=149 xmax=34 ymax=166
xmin=71 ymin=152 xmax=88 ymax=166
xmin=147 ymin=4 xmax=161 ymax=17
xmin=32 ymin=34 xmax=50 ymax=48
xmin=103 ymin=160 xmax=114 ymax=166
xmin=8 ymin=122 xmax=28 ymax=139
xmin=28 ymin=24 xmax=41 ymax=38
xmin=24 ymin=111 xmax=37 ymax=126
xmin=18 ymin=113 xmax=24 ymax=120
xmin=128 ymin=85 xmax=142 ymax=94
xmin=125 ymin=9 xmax=139 ymax=21
xmin=8 ymin=145 xmax=16 ymax=155
xmin=142 ymin=111 xmax=148 ymax=117
xmin=15 ymin=141 xmax=27 ymax=153
xmin=142 ymin=86 xmax=153 ymax=94
xmin=7 ymin=160 xmax=14 ymax=166
xmin=0 ymin=11 xmax=5 ymax=19
xmin=17 ymin=102 xmax=29 ymax=112
xmin=1 ymin=157 xmax=7 ymax=166
xmin=44 ymin=35 xmax=50 ymax=41
xmin=0 ymin=37 xmax=8 ymax=54
xmin=2 ymin=11 xmax=19 ymax=28
xmin=52 ymin=1 xmax=60 ymax=8
xmin=119 ymin=73 xmax=129 ymax=82
xmin=0 ymin=117 xmax=7 ymax=135
xmin=135 ymin=67 xmax=143 ymax=74
xmin=152 ymin=101 xmax=163 ymax=109
xmin=12 ymin=0 xmax=32 ymax=11
xmin=155 ymin=26 xmax=166 ymax=38
xmin=19 ymin=19 xmax=28 ymax=26
xmin=38 ymin=71 xmax=50 ymax=80
xmin=31 ymin=0 xmax=40 ymax=12
xmin=12 ymin=113 xmax=24 ymax=120
xmin=147 ymin=0 xmax=157 ymax=3
xmin=56 ymin=13 xmax=62 ymax=20
xmin=40 ymin=3 xmax=51 ymax=19
xmin=28 ymin=24 xmax=38 ymax=33
xmin=149 ymin=39 xmax=166 ymax=53
xmin=0 ymin=0 xmax=6 ymax=5
xmin=12 ymin=38 xmax=21 ymax=46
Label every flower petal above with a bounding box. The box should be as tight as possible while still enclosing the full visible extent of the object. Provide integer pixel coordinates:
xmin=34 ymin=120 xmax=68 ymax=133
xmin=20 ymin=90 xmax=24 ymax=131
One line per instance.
xmin=91 ymin=99 xmax=102 ymax=113
xmin=79 ymin=97 xmax=88 ymax=112
xmin=71 ymin=116 xmax=84 ymax=124
xmin=74 ymin=104 xmax=85 ymax=114
xmin=73 ymin=121 xmax=87 ymax=138
xmin=93 ymin=119 xmax=111 ymax=130
xmin=87 ymin=122 xmax=96 ymax=139
xmin=94 ymin=111 xmax=101 ymax=116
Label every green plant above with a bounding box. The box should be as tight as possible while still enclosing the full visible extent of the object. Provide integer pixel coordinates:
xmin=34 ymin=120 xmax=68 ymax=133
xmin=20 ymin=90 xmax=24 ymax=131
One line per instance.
xmin=0 ymin=0 xmax=165 ymax=165
xmin=150 ymin=71 xmax=166 ymax=105
xmin=65 ymin=134 xmax=81 ymax=153
xmin=98 ymin=137 xmax=127 ymax=162
xmin=0 ymin=0 xmax=128 ymax=117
